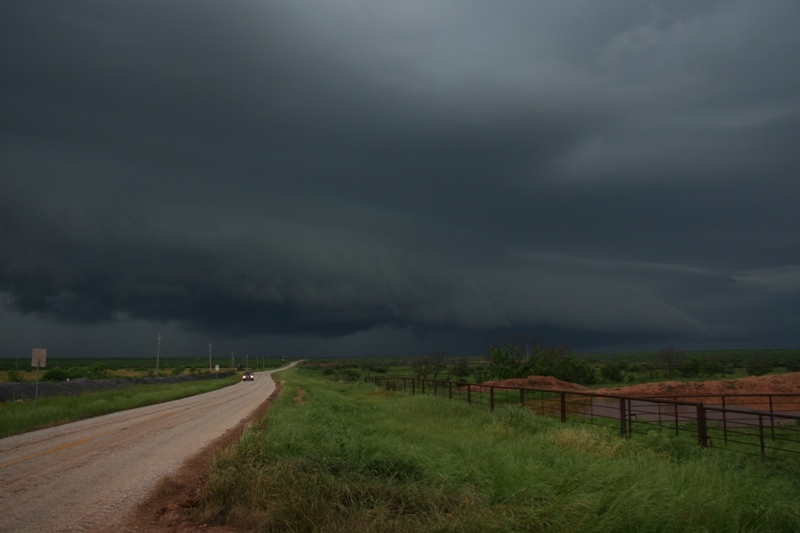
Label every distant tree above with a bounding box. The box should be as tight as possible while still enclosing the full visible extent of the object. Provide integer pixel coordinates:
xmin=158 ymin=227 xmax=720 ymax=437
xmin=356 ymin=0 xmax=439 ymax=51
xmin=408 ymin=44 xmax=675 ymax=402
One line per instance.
xmin=411 ymin=356 xmax=431 ymax=379
xmin=450 ymin=358 xmax=472 ymax=381
xmin=488 ymin=336 xmax=532 ymax=380
xmin=472 ymin=365 xmax=491 ymax=383
xmin=429 ymin=352 xmax=449 ymax=380
xmin=336 ymin=367 xmax=360 ymax=381
xmin=657 ymin=347 xmax=685 ymax=379
xmin=67 ymin=366 xmax=88 ymax=380
xmin=88 ymin=362 xmax=110 ymax=379
xmin=552 ymin=352 xmax=597 ymax=385
xmin=745 ymin=363 xmax=771 ymax=376
xmin=600 ymin=363 xmax=626 ymax=382
xmin=43 ymin=368 xmax=69 ymax=382
xmin=640 ymin=362 xmax=658 ymax=379
xmin=678 ymin=357 xmax=703 ymax=379
xmin=703 ymin=360 xmax=723 ymax=377
xmin=530 ymin=342 xmax=574 ymax=378
xmin=486 ymin=336 xmax=596 ymax=385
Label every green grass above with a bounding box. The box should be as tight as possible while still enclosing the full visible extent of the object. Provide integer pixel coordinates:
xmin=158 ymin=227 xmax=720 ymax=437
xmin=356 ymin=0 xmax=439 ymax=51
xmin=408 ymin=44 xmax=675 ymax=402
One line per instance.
xmin=0 ymin=374 xmax=240 ymax=438
xmin=197 ymin=369 xmax=800 ymax=532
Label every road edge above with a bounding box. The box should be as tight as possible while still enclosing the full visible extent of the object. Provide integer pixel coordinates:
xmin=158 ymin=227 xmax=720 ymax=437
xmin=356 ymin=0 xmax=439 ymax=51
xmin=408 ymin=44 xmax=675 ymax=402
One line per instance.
xmin=122 ymin=377 xmax=285 ymax=532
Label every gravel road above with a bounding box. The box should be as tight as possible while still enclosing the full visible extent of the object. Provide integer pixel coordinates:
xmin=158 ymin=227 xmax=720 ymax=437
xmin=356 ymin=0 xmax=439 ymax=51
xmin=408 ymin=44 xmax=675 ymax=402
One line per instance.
xmin=0 ymin=364 xmax=294 ymax=533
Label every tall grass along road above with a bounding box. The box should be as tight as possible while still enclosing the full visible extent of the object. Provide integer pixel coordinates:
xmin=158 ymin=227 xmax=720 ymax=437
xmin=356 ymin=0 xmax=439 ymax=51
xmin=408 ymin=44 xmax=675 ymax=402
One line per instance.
xmin=0 ymin=363 xmax=295 ymax=533
xmin=196 ymin=369 xmax=800 ymax=531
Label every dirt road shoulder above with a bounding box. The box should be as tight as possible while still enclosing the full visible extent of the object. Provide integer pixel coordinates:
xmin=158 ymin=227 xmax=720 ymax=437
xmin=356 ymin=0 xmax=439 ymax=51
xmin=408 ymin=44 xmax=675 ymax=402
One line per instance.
xmin=123 ymin=380 xmax=283 ymax=532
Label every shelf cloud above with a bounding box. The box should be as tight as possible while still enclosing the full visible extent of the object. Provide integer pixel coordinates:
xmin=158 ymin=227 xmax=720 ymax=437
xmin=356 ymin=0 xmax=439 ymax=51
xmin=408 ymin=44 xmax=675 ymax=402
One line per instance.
xmin=2 ymin=1 xmax=799 ymax=357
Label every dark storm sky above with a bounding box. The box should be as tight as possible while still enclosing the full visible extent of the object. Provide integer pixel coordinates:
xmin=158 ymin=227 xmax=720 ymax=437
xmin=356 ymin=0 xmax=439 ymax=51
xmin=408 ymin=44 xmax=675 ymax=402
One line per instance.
xmin=2 ymin=1 xmax=799 ymax=358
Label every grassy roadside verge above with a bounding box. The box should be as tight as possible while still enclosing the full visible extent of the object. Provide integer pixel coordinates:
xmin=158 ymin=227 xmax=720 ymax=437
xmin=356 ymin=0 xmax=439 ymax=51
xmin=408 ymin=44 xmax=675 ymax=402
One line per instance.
xmin=197 ymin=368 xmax=800 ymax=532
xmin=0 ymin=374 xmax=240 ymax=438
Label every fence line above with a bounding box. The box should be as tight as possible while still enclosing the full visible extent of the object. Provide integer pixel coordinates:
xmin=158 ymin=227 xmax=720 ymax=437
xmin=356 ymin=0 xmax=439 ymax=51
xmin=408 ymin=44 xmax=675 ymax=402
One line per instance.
xmin=365 ymin=376 xmax=800 ymax=461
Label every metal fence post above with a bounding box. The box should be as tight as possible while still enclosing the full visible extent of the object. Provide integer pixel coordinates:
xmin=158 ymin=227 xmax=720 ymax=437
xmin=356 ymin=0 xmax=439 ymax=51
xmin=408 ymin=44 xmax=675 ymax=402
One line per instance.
xmin=628 ymin=400 xmax=634 ymax=436
xmin=449 ymin=381 xmax=452 ymax=400
xmin=520 ymin=388 xmax=525 ymax=408
xmin=467 ymin=383 xmax=471 ymax=405
xmin=697 ymin=404 xmax=708 ymax=447
xmin=674 ymin=399 xmax=679 ymax=436
xmin=560 ymin=393 xmax=567 ymax=422
xmin=722 ymin=396 xmax=728 ymax=445
xmin=657 ymin=399 xmax=662 ymax=428
xmin=769 ymin=395 xmax=775 ymax=441
xmin=620 ymin=398 xmax=627 ymax=437
xmin=412 ymin=379 xmax=415 ymax=395
xmin=490 ymin=387 xmax=495 ymax=412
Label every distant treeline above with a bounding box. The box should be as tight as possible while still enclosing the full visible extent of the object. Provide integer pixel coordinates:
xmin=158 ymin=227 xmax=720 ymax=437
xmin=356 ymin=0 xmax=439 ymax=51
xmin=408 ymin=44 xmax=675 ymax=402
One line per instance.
xmin=302 ymin=347 xmax=800 ymax=386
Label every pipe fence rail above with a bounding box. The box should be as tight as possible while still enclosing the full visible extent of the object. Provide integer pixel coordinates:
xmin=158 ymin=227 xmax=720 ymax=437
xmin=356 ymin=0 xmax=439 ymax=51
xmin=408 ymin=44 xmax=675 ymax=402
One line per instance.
xmin=365 ymin=376 xmax=800 ymax=461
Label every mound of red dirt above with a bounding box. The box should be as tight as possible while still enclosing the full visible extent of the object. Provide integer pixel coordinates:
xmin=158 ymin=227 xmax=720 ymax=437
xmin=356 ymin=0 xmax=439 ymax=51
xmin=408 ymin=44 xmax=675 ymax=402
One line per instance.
xmin=483 ymin=375 xmax=590 ymax=392
xmin=479 ymin=373 xmax=800 ymax=412
xmin=595 ymin=372 xmax=800 ymax=397
xmin=595 ymin=372 xmax=800 ymax=412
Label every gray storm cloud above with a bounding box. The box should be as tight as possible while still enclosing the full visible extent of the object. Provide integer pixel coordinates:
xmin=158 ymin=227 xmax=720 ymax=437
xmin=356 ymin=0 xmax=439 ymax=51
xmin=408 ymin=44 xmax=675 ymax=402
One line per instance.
xmin=1 ymin=1 xmax=799 ymax=356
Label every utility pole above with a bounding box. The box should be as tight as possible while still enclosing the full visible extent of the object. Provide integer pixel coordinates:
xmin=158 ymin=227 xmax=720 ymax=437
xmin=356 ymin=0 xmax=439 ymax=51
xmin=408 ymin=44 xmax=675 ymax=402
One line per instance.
xmin=208 ymin=341 xmax=212 ymax=372
xmin=246 ymin=353 xmax=249 ymax=370
xmin=231 ymin=351 xmax=234 ymax=370
xmin=156 ymin=333 xmax=162 ymax=377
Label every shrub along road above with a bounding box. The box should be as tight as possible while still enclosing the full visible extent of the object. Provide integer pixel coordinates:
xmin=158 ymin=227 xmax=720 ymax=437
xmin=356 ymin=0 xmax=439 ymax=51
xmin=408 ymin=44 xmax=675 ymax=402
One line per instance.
xmin=0 ymin=363 xmax=295 ymax=532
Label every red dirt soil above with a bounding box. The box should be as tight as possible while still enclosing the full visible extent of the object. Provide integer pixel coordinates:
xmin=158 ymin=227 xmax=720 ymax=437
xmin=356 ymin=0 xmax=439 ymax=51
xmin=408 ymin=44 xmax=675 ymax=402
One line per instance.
xmin=482 ymin=375 xmax=590 ymax=392
xmin=594 ymin=372 xmax=800 ymax=397
xmin=489 ymin=372 xmax=800 ymax=412
xmin=595 ymin=372 xmax=800 ymax=412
